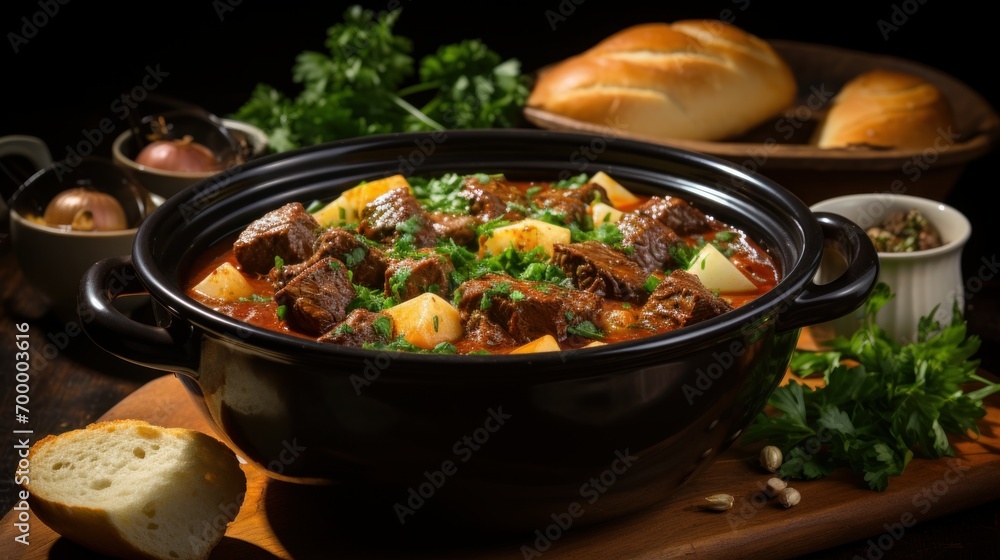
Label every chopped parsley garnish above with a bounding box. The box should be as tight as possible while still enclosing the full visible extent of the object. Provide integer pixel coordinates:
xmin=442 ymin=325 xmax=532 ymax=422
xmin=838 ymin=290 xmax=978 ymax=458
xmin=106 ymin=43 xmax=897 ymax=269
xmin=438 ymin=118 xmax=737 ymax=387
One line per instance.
xmin=388 ymin=267 xmax=412 ymax=300
xmin=570 ymin=222 xmax=627 ymax=252
xmin=333 ymin=323 xmax=354 ymax=335
xmin=274 ymin=255 xmax=285 ymax=271
xmin=552 ymin=173 xmax=589 ymax=189
xmin=387 ymin=217 xmax=423 ymax=258
xmin=643 ymin=275 xmax=662 ymax=292
xmin=567 ymin=320 xmax=605 ymax=340
xmin=362 ymin=337 xmax=459 ymax=354
xmin=435 ymin=239 xmax=570 ymax=290
xmin=715 ymin=230 xmax=736 ymax=242
xmin=372 ymin=315 xmax=394 ymax=340
xmin=238 ymin=294 xmax=273 ymax=303
xmin=668 ymin=242 xmax=701 ymax=270
xmin=410 ymin=173 xmax=471 ymax=214
xmin=396 ymin=215 xmax=424 ymax=235
xmin=530 ymin=207 xmax=570 ymax=227
xmin=348 ymin=284 xmax=395 ymax=312
xmin=343 ymin=246 xmax=367 ymax=268
xmin=305 ymin=200 xmax=325 ymax=213
xmin=432 ymin=341 xmax=457 ymax=354
xmin=474 ymin=217 xmax=511 ymax=240
xmin=363 ymin=334 xmax=421 ymax=353
xmin=480 ymin=282 xmax=513 ymax=310
xmin=328 ymin=259 xmax=342 ymax=271
xmin=276 ymin=305 xmax=288 ymax=321
xmin=433 ymin=315 xmax=439 ymax=332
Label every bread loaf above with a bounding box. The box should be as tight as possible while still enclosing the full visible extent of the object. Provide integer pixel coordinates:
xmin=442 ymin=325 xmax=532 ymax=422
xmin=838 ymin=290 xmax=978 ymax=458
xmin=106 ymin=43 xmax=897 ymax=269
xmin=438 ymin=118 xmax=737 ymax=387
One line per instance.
xmin=23 ymin=419 xmax=246 ymax=560
xmin=526 ymin=20 xmax=797 ymax=142
xmin=813 ymin=69 xmax=955 ymax=150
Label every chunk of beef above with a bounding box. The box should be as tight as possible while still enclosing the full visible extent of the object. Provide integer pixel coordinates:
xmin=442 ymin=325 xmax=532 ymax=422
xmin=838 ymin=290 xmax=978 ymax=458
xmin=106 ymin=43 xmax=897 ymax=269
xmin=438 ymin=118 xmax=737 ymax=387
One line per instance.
xmin=635 ymin=196 xmax=710 ymax=236
xmin=552 ymin=240 xmax=648 ymax=303
xmin=234 ymin=202 xmax=320 ymax=275
xmin=459 ymin=175 xmax=528 ymax=222
xmin=461 ymin=310 xmax=516 ymax=352
xmin=274 ymin=258 xmax=354 ymax=336
xmin=532 ymin=183 xmax=610 ymax=226
xmin=318 ymin=308 xmax=388 ymax=348
xmin=384 ymin=255 xmax=454 ymax=302
xmin=429 ymin=212 xmax=477 ymax=247
xmin=456 ymin=273 xmax=603 ymax=343
xmin=617 ymin=213 xmax=683 ymax=273
xmin=638 ymin=269 xmax=733 ymax=332
xmin=270 ymin=227 xmax=389 ymax=289
xmin=359 ymin=188 xmax=437 ymax=247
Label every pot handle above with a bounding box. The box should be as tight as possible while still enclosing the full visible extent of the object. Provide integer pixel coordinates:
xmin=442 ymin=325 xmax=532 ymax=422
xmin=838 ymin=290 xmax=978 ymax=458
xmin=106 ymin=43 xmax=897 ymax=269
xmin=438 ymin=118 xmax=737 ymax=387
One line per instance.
xmin=79 ymin=255 xmax=200 ymax=375
xmin=774 ymin=212 xmax=880 ymax=332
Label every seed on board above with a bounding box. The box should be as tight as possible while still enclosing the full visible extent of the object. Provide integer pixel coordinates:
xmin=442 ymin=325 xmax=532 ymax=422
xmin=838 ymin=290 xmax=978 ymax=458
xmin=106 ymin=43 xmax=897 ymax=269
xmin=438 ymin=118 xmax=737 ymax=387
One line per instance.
xmin=759 ymin=445 xmax=783 ymax=473
xmin=765 ymin=477 xmax=787 ymax=498
xmin=702 ymin=494 xmax=735 ymax=511
xmin=778 ymin=487 xmax=801 ymax=508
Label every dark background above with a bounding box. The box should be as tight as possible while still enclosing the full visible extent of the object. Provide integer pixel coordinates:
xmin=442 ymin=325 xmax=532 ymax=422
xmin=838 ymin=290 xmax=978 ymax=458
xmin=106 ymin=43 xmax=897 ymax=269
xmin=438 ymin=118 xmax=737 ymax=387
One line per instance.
xmin=2 ymin=1 xmax=998 ymax=558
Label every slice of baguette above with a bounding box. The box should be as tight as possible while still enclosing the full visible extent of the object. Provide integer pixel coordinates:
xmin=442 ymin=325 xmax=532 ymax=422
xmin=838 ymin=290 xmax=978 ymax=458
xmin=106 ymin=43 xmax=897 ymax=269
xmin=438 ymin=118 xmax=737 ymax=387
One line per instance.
xmin=23 ymin=419 xmax=247 ymax=560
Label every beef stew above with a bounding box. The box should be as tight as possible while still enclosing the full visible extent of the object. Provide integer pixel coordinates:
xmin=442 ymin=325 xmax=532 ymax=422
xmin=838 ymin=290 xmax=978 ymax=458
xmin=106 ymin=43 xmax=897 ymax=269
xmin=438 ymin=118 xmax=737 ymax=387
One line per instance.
xmin=184 ymin=172 xmax=780 ymax=354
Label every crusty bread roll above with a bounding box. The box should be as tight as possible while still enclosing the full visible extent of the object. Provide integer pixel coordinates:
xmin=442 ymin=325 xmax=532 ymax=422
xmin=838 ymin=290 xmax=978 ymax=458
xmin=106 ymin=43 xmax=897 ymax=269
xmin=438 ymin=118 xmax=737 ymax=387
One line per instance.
xmin=526 ymin=20 xmax=798 ymax=142
xmin=23 ymin=419 xmax=246 ymax=560
xmin=813 ymin=69 xmax=955 ymax=150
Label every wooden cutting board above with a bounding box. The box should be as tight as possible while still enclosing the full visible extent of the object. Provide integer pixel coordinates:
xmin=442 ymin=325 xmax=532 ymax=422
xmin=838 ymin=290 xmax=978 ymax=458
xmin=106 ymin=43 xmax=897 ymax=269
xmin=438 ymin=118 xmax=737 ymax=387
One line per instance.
xmin=4 ymin=366 xmax=1000 ymax=560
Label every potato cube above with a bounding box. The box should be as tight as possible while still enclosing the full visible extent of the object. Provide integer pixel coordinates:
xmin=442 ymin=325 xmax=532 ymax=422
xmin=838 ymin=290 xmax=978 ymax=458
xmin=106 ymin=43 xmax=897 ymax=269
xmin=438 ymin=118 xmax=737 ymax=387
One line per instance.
xmin=509 ymin=334 xmax=561 ymax=354
xmin=686 ymin=244 xmax=757 ymax=293
xmin=312 ymin=194 xmax=358 ymax=228
xmin=192 ymin=262 xmax=255 ymax=302
xmin=590 ymin=171 xmax=640 ymax=209
xmin=591 ymin=201 xmax=623 ymax=225
xmin=383 ymin=292 xmax=462 ymax=350
xmin=479 ymin=218 xmax=572 ymax=258
xmin=314 ymin=175 xmax=412 ymax=228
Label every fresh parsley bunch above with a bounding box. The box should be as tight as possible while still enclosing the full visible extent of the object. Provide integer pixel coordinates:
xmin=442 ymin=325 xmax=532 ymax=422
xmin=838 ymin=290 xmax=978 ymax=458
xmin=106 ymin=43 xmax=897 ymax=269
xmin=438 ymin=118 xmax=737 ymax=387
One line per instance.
xmin=742 ymin=282 xmax=999 ymax=490
xmin=231 ymin=5 xmax=531 ymax=152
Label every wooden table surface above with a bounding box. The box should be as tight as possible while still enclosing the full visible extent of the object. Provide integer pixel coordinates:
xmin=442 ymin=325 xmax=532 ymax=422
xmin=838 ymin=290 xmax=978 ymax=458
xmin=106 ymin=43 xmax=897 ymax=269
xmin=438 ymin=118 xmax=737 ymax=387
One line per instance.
xmin=2 ymin=198 xmax=999 ymax=559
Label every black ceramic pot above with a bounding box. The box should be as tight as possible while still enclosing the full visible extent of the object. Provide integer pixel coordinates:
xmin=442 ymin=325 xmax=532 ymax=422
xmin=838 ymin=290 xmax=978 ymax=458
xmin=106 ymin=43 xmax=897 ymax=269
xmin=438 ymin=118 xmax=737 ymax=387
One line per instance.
xmin=79 ymin=130 xmax=878 ymax=531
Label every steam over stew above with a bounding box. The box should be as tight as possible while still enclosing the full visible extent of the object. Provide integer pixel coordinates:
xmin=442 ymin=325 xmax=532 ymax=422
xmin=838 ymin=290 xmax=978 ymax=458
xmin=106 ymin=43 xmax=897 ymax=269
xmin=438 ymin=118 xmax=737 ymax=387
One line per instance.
xmin=185 ymin=172 xmax=779 ymax=354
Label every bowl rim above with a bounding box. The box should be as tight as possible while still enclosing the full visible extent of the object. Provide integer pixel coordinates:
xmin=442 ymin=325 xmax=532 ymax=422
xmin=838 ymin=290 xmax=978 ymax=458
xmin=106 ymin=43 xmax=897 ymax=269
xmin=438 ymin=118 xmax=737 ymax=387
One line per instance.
xmin=810 ymin=193 xmax=972 ymax=259
xmin=111 ymin=118 xmax=268 ymax=179
xmin=128 ymin=129 xmax=829 ymax=370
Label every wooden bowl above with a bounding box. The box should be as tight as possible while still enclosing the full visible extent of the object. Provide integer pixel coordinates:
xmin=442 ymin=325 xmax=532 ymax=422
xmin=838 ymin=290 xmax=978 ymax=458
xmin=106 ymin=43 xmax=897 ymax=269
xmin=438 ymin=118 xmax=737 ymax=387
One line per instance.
xmin=522 ymin=40 xmax=999 ymax=206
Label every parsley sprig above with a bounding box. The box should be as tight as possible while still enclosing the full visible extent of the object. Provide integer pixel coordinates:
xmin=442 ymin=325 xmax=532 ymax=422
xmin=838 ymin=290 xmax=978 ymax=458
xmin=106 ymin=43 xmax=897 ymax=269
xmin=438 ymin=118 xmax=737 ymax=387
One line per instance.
xmin=742 ymin=283 xmax=999 ymax=490
xmin=231 ymin=6 xmax=529 ymax=151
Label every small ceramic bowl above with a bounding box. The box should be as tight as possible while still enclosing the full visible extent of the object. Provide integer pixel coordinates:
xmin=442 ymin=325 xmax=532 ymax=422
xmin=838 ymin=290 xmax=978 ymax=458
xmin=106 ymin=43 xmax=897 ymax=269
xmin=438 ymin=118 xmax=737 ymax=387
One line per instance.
xmin=7 ymin=157 xmax=161 ymax=322
xmin=111 ymin=118 xmax=268 ymax=199
xmin=810 ymin=193 xmax=971 ymax=344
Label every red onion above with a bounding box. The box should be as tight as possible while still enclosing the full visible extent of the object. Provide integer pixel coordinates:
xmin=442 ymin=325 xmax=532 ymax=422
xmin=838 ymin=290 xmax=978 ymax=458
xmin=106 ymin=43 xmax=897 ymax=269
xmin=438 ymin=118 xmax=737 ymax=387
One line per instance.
xmin=43 ymin=188 xmax=128 ymax=231
xmin=135 ymin=135 xmax=221 ymax=173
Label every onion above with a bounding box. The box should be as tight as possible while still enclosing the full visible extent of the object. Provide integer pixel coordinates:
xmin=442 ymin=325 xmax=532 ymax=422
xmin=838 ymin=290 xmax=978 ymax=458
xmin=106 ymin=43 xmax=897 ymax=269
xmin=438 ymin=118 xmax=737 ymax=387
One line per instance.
xmin=135 ymin=135 xmax=220 ymax=173
xmin=43 ymin=188 xmax=128 ymax=232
